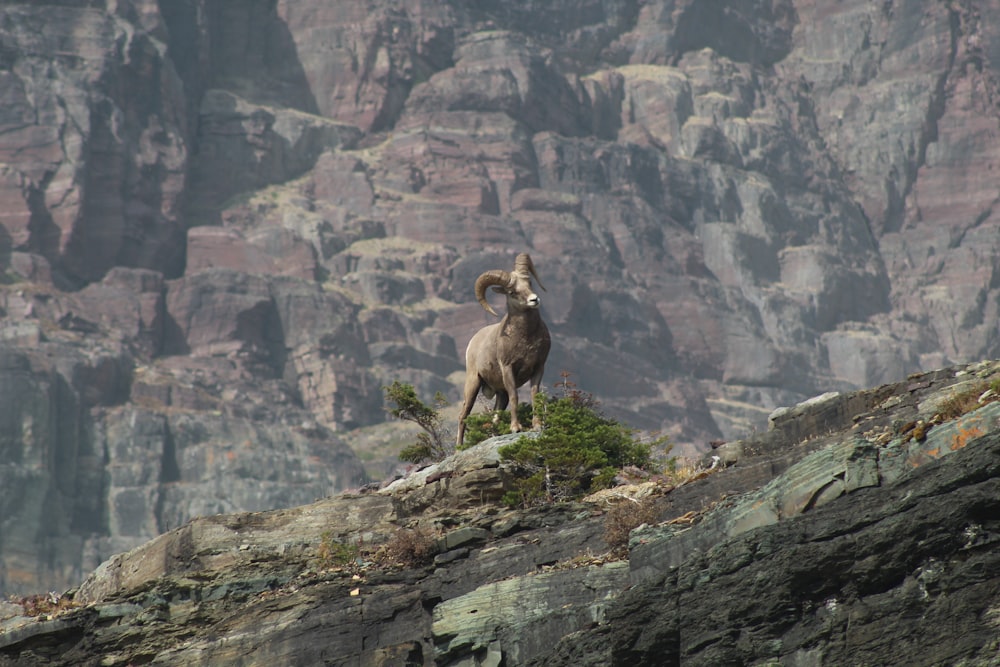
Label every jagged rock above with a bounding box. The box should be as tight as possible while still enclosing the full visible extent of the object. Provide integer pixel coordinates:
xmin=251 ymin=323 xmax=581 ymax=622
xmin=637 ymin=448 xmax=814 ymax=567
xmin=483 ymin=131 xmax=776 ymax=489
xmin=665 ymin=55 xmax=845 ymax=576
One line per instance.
xmin=8 ymin=253 xmax=53 ymax=285
xmin=76 ymin=268 xmax=167 ymax=359
xmin=378 ymin=110 xmax=536 ymax=218
xmin=615 ymin=64 xmax=693 ymax=149
xmin=539 ymin=438 xmax=1000 ymax=666
xmin=161 ymin=268 xmax=384 ymax=428
xmin=74 ymin=492 xmax=397 ymax=606
xmin=0 ymin=275 xmax=374 ymax=596
xmin=185 ymin=226 xmax=319 ymax=281
xmin=433 ymin=561 xmax=629 ymax=666
xmin=275 ymin=0 xmax=457 ymax=130
xmin=404 ymin=31 xmax=588 ymax=137
xmin=0 ymin=340 xmax=134 ymax=595
xmin=349 ymin=270 xmax=427 ymax=306
xmin=187 ymin=89 xmax=362 ymax=220
xmin=380 ymin=433 xmax=532 ymax=517
xmin=635 ymin=404 xmax=1000 ymax=584
xmin=822 ymin=324 xmax=921 ymax=387
xmin=628 ymin=0 xmax=796 ymax=66
xmin=0 ymin=4 xmax=189 ymax=284
xmin=164 ymin=268 xmax=280 ymax=360
xmin=510 ymin=189 xmax=582 ymax=214
xmin=93 ymin=405 xmax=366 ymax=556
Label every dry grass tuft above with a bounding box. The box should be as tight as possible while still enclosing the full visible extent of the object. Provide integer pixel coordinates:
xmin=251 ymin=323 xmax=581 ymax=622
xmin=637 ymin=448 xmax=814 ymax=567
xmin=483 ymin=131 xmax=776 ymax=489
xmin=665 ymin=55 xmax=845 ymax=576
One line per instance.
xmin=10 ymin=592 xmax=77 ymax=618
xmin=372 ymin=527 xmax=437 ymax=568
xmin=937 ymin=381 xmax=991 ymax=421
xmin=603 ymin=497 xmax=660 ymax=555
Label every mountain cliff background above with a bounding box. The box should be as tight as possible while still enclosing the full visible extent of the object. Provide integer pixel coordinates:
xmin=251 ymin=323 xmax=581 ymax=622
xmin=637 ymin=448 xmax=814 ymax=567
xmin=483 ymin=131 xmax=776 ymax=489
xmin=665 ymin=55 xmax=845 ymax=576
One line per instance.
xmin=1 ymin=0 xmax=999 ymax=596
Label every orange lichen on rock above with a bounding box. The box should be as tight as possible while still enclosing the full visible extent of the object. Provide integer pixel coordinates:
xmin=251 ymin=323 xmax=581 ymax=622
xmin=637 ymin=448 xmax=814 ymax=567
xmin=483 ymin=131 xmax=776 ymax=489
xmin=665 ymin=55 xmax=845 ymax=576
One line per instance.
xmin=951 ymin=424 xmax=984 ymax=451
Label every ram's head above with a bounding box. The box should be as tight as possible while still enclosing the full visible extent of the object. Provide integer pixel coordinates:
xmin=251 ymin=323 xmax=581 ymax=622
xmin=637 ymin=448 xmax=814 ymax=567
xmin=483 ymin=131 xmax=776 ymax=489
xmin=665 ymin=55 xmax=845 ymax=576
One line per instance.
xmin=474 ymin=253 xmax=546 ymax=316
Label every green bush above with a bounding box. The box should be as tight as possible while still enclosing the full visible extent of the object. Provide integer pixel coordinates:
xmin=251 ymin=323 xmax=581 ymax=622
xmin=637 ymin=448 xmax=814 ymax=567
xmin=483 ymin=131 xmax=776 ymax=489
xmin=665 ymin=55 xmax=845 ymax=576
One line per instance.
xmin=383 ymin=381 xmax=452 ymax=464
xmin=498 ymin=391 xmax=668 ymax=507
xmin=460 ymin=403 xmax=533 ymax=449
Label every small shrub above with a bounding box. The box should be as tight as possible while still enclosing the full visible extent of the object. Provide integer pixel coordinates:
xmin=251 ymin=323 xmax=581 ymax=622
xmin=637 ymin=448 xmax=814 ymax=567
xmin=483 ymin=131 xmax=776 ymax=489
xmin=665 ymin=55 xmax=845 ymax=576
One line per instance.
xmin=0 ymin=271 xmax=22 ymax=286
xmin=373 ymin=526 xmax=436 ymax=568
xmin=603 ymin=498 xmax=660 ymax=555
xmin=499 ymin=390 xmax=670 ymax=507
xmin=316 ymin=531 xmax=360 ymax=569
xmin=11 ymin=592 xmax=77 ymax=618
xmin=460 ymin=403 xmax=533 ymax=449
xmin=383 ymin=381 xmax=452 ymax=464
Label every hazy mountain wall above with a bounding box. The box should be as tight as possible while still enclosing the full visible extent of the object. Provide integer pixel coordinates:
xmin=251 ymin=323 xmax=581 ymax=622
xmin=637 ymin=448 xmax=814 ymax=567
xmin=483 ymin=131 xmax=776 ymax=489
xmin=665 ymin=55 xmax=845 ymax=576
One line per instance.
xmin=1 ymin=0 xmax=999 ymax=594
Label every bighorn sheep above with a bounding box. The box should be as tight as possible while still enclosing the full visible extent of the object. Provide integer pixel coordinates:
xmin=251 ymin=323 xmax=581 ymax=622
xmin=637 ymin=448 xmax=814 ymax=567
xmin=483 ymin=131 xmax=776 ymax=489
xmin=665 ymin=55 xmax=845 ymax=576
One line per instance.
xmin=456 ymin=253 xmax=551 ymax=447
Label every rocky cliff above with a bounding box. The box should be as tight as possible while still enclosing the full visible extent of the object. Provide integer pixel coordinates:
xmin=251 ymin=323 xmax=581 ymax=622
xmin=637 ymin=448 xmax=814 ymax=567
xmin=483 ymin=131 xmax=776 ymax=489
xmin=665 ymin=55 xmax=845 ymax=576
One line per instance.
xmin=1 ymin=360 xmax=998 ymax=666
xmin=2 ymin=0 xmax=1000 ymax=596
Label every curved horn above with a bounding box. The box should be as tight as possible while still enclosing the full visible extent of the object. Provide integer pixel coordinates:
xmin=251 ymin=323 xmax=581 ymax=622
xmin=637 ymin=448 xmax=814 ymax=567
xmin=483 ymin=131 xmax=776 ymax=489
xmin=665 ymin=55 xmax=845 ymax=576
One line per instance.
xmin=514 ymin=253 xmax=545 ymax=291
xmin=474 ymin=270 xmax=512 ymax=316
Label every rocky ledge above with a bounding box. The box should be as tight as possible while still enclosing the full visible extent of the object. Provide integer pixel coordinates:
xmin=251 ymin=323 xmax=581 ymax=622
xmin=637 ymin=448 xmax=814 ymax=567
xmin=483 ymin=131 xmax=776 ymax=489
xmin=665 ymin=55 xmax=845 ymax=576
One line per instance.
xmin=1 ymin=362 xmax=999 ymax=666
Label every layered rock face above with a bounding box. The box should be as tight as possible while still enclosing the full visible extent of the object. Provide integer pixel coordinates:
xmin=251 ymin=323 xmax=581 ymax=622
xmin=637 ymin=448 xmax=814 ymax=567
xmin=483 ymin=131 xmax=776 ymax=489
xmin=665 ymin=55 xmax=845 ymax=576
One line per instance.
xmin=2 ymin=0 xmax=1000 ymax=595
xmin=1 ymin=361 xmax=998 ymax=665
xmin=0 ymin=278 xmax=366 ymax=596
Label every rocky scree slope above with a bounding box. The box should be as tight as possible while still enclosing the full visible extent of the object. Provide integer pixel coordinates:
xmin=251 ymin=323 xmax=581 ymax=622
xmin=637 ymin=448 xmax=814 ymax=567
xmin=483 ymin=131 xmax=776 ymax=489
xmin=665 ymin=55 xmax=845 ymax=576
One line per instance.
xmin=1 ymin=360 xmax=999 ymax=665
xmin=3 ymin=0 xmax=1000 ymax=595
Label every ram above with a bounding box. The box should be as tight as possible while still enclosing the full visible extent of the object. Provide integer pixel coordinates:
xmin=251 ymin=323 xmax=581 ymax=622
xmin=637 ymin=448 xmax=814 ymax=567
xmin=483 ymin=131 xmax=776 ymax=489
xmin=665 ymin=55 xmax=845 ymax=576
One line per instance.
xmin=457 ymin=253 xmax=551 ymax=447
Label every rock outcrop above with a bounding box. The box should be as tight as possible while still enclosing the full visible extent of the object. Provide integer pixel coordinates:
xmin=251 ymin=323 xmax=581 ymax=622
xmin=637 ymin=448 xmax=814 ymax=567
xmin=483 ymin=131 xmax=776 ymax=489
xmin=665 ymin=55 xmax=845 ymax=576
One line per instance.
xmin=3 ymin=0 xmax=1000 ymax=596
xmin=0 ymin=280 xmax=367 ymax=596
xmin=1 ymin=361 xmax=998 ymax=666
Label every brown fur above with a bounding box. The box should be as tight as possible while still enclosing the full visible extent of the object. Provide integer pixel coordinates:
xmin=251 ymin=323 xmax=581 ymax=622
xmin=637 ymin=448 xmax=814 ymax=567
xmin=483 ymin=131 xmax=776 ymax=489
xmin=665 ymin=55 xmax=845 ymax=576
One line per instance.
xmin=456 ymin=254 xmax=551 ymax=447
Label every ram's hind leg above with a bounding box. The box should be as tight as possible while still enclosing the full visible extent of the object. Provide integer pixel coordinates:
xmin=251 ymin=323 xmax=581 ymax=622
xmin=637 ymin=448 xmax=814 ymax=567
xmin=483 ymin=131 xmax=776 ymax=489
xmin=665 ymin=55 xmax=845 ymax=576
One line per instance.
xmin=457 ymin=375 xmax=482 ymax=448
xmin=529 ymin=366 xmax=545 ymax=430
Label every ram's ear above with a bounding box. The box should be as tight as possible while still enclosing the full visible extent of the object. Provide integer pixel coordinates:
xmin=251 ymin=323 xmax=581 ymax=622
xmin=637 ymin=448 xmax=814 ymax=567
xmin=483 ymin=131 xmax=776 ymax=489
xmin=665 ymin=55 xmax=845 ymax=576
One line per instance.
xmin=491 ymin=286 xmax=505 ymax=294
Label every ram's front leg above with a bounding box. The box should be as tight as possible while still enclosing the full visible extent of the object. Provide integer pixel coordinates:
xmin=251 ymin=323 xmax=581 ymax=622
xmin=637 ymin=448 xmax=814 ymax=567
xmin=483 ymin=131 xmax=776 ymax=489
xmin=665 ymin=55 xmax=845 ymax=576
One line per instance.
xmin=501 ymin=364 xmax=522 ymax=432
